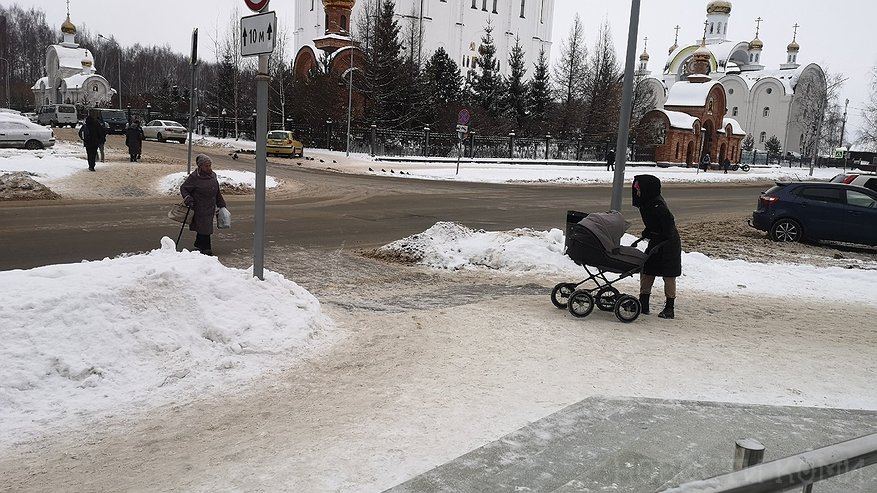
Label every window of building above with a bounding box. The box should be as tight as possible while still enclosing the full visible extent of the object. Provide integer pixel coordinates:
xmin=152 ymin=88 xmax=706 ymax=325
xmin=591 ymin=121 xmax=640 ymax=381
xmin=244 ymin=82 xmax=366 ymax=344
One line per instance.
xmin=540 ymin=0 xmax=545 ymax=23
xmin=492 ymin=0 xmax=498 ymax=13
xmin=482 ymin=0 xmax=487 ymax=11
xmin=728 ymin=88 xmax=734 ymax=94
xmin=755 ymin=53 xmax=760 ymax=63
xmin=311 ymin=0 xmax=314 ymax=11
xmin=325 ymin=14 xmax=329 ymax=30
xmin=724 ymin=24 xmax=728 ymax=34
xmin=717 ymin=22 xmax=722 ymax=34
xmin=676 ymin=142 xmax=680 ymax=159
xmin=471 ymin=0 xmax=477 ymax=8
xmin=766 ymin=87 xmax=772 ymax=94
xmin=520 ymin=0 xmax=525 ymax=17
xmin=732 ymin=107 xmax=738 ymax=116
xmin=760 ymin=132 xmax=766 ymax=143
xmin=749 ymin=54 xmax=754 ymax=62
xmin=341 ymin=15 xmax=347 ymax=31
xmin=708 ymin=98 xmax=714 ymax=113
xmin=763 ymin=107 xmax=770 ymax=117
xmin=709 ymin=22 xmax=714 ymax=34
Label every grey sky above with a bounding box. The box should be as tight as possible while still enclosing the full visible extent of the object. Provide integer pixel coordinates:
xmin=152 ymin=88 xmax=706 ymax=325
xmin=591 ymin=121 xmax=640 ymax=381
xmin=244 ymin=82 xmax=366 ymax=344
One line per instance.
xmin=13 ymin=0 xmax=873 ymax=138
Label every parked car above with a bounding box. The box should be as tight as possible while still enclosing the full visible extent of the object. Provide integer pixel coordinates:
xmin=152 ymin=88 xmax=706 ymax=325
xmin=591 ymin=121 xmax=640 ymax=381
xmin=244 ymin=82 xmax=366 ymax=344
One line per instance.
xmin=830 ymin=172 xmax=877 ymax=193
xmin=0 ymin=114 xmax=56 ymax=149
xmin=23 ymin=112 xmax=38 ymax=123
xmin=750 ymin=182 xmax=877 ymax=246
xmin=89 ymin=108 xmax=129 ymax=134
xmin=266 ymin=130 xmax=304 ymax=157
xmin=142 ymin=120 xmax=187 ymax=143
xmin=36 ymin=104 xmax=78 ymax=127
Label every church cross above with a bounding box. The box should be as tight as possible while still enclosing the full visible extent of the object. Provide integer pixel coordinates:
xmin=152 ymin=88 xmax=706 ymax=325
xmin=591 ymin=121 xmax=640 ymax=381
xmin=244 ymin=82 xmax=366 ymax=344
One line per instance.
xmin=66 ymin=0 xmax=70 ymax=16
xmin=643 ymin=36 xmax=648 ymax=50
xmin=673 ymin=25 xmax=680 ymax=45
xmin=792 ymin=22 xmax=800 ymax=41
xmin=755 ymin=17 xmax=763 ymax=37
xmin=701 ymin=20 xmax=708 ymax=44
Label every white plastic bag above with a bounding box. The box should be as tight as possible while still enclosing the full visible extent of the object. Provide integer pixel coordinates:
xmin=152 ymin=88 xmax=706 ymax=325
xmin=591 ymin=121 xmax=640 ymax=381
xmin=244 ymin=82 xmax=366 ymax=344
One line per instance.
xmin=216 ymin=207 xmax=231 ymax=229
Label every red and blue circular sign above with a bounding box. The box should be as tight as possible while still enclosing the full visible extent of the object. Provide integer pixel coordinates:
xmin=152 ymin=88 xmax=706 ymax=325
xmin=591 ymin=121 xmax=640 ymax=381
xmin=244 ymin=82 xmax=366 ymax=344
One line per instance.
xmin=458 ymin=109 xmax=470 ymax=125
xmin=244 ymin=0 xmax=270 ymax=12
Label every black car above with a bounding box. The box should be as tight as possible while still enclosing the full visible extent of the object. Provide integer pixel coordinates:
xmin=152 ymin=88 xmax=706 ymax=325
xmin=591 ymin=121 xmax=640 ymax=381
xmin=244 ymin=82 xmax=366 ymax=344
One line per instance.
xmin=750 ymin=182 xmax=877 ymax=246
xmin=89 ymin=108 xmax=129 ymax=134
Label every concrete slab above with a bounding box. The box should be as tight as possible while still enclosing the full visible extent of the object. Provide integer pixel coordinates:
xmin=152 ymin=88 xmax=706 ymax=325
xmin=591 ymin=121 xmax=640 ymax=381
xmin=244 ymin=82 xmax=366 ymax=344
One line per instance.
xmin=386 ymin=397 xmax=877 ymax=492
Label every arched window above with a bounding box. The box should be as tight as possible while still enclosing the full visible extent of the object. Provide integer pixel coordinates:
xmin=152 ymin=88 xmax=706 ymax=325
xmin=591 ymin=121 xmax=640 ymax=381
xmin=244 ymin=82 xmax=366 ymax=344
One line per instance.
xmin=520 ymin=0 xmax=526 ymax=18
xmin=482 ymin=0 xmax=487 ymax=10
xmin=710 ymin=22 xmax=714 ymax=34
xmin=763 ymin=107 xmax=770 ymax=117
xmin=749 ymin=54 xmax=754 ymax=62
xmin=325 ymin=14 xmax=329 ymax=30
xmin=717 ymin=22 xmax=722 ymax=34
xmin=724 ymin=24 xmax=728 ymax=35
xmin=675 ymin=142 xmax=680 ymax=159
xmin=492 ymin=0 xmax=498 ymax=13
xmin=755 ymin=53 xmax=760 ymax=63
xmin=471 ymin=0 xmax=477 ymax=8
xmin=341 ymin=15 xmax=347 ymax=31
xmin=760 ymin=132 xmax=766 ymax=143
xmin=311 ymin=0 xmax=314 ymax=11
xmin=732 ymin=106 xmax=738 ymax=116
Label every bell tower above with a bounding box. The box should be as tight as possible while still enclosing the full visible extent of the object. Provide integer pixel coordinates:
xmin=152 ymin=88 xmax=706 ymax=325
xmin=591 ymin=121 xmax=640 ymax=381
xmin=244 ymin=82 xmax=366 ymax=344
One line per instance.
xmin=315 ymin=0 xmax=355 ymax=54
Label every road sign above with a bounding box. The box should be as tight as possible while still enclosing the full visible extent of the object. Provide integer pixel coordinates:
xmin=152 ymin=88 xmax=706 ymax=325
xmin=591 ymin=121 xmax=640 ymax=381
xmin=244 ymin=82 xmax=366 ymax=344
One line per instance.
xmin=244 ymin=0 xmax=270 ymax=12
xmin=456 ymin=124 xmax=468 ymax=134
xmin=241 ymin=11 xmax=276 ymax=57
xmin=458 ymin=109 xmax=470 ymax=125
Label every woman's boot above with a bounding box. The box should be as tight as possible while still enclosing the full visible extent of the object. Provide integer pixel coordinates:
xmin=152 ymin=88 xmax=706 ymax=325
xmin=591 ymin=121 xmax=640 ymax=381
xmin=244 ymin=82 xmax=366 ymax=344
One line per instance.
xmin=639 ymin=294 xmax=650 ymax=314
xmin=658 ymin=297 xmax=675 ymax=319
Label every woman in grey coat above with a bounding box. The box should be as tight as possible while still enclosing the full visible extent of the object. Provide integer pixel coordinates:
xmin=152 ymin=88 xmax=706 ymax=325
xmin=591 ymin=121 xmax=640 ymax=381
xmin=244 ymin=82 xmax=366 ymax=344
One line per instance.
xmin=180 ymin=154 xmax=226 ymax=255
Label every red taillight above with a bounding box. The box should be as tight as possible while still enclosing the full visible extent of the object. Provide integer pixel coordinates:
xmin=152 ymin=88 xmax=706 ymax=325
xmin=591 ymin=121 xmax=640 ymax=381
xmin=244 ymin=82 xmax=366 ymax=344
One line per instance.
xmin=759 ymin=195 xmax=779 ymax=206
xmin=842 ymin=175 xmax=857 ymax=184
xmin=287 ymin=139 xmax=292 ymax=144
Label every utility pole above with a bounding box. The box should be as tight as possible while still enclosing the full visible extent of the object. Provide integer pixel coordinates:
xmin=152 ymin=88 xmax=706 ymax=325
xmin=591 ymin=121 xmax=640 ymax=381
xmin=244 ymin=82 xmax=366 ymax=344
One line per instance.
xmin=840 ymin=98 xmax=849 ymax=171
xmin=610 ymin=0 xmax=642 ymax=212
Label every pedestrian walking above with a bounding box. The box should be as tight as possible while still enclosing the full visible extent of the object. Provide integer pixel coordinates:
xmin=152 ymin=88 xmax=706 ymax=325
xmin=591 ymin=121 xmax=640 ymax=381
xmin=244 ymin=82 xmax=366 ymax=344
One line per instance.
xmin=700 ymin=153 xmax=710 ymax=172
xmin=722 ymin=158 xmax=731 ymax=174
xmin=606 ymin=148 xmax=615 ymax=171
xmin=98 ymin=120 xmax=108 ymax=162
xmin=632 ymin=174 xmax=682 ymax=319
xmin=180 ymin=154 xmax=227 ymax=256
xmin=125 ymin=119 xmax=144 ymax=162
xmin=78 ymin=115 xmax=105 ymax=172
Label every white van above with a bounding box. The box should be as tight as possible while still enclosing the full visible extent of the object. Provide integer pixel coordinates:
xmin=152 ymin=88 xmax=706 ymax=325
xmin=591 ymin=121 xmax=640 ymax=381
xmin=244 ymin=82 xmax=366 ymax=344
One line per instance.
xmin=37 ymin=104 xmax=78 ymax=127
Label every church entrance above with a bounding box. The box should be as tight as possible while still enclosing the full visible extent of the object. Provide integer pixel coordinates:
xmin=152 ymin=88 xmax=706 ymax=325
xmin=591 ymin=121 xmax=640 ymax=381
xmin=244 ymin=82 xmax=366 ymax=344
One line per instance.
xmin=686 ymin=141 xmax=694 ymax=166
xmin=701 ymin=121 xmax=715 ymax=162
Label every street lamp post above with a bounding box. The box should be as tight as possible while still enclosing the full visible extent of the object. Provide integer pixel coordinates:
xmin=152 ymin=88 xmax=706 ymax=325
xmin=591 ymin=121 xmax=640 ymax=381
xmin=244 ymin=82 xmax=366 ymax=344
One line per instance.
xmin=252 ymin=109 xmax=257 ymax=138
xmin=98 ymin=34 xmax=122 ymax=109
xmin=221 ymin=108 xmax=227 ymax=138
xmin=146 ymin=103 xmax=151 ymax=122
xmin=0 ymin=56 xmax=10 ymax=108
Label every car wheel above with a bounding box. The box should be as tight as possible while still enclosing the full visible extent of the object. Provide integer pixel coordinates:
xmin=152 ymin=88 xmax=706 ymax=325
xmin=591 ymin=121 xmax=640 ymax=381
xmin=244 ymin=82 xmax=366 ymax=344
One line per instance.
xmin=24 ymin=139 xmax=43 ymax=150
xmin=157 ymin=132 xmax=165 ymax=143
xmin=770 ymin=218 xmax=802 ymax=242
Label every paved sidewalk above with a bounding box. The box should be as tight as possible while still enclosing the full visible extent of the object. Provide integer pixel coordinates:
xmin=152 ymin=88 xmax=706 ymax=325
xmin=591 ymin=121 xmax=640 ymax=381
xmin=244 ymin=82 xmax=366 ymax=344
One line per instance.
xmin=387 ymin=397 xmax=877 ymax=492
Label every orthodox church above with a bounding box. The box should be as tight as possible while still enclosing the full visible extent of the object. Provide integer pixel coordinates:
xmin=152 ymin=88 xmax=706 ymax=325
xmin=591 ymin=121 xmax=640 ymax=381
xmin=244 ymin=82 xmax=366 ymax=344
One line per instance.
xmin=637 ymin=0 xmax=826 ymax=158
xmin=31 ymin=10 xmax=115 ymax=109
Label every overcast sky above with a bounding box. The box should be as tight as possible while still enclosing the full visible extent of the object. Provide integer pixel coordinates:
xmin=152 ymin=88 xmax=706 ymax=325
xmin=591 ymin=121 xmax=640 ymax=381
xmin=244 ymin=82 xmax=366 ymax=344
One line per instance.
xmin=12 ymin=0 xmax=873 ymax=138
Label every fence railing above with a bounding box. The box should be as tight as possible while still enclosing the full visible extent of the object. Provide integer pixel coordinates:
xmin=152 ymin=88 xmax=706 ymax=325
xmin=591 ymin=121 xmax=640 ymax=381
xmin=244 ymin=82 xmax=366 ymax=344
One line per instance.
xmin=660 ymin=433 xmax=877 ymax=493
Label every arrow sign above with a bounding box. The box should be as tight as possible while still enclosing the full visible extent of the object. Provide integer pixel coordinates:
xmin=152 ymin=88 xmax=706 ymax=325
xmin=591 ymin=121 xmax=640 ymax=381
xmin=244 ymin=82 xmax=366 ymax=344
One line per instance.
xmin=241 ymin=11 xmax=277 ymax=57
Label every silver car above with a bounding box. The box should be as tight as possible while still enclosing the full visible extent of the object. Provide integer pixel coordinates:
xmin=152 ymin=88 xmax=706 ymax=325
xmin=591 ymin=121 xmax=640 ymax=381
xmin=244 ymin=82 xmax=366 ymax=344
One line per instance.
xmin=0 ymin=115 xmax=56 ymax=149
xmin=142 ymin=119 xmax=187 ymax=144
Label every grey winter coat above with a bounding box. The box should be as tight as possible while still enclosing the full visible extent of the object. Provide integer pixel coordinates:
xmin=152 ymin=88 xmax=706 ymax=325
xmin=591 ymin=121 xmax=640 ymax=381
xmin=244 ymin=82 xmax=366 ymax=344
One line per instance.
xmin=180 ymin=169 xmax=226 ymax=235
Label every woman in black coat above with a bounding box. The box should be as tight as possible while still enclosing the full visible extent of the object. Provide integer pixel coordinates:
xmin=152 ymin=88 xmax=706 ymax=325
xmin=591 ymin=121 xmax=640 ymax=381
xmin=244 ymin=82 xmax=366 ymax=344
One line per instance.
xmin=125 ymin=119 xmax=144 ymax=162
xmin=78 ymin=116 xmax=105 ymax=171
xmin=632 ymin=174 xmax=682 ymax=319
xmin=180 ymin=154 xmax=226 ymax=255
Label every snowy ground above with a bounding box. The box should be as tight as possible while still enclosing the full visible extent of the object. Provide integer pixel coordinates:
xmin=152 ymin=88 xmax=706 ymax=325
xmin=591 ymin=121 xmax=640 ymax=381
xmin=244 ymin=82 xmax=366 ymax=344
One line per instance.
xmin=1 ymin=141 xmax=876 ymax=491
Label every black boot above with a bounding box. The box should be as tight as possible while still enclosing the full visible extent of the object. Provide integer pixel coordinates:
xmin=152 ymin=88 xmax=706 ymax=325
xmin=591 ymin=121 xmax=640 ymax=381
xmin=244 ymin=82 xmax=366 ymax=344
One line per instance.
xmin=639 ymin=294 xmax=650 ymax=314
xmin=658 ymin=298 xmax=675 ymax=319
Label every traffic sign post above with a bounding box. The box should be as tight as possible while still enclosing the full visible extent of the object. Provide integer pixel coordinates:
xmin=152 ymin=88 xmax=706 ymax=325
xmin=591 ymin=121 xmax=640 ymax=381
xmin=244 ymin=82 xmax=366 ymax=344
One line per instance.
xmin=455 ymin=124 xmax=468 ymax=176
xmin=241 ymin=10 xmax=276 ymax=280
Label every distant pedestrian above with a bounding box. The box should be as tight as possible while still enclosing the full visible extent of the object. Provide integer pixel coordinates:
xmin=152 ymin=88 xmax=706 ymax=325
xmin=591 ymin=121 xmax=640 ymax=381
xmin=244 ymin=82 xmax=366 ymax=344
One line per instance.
xmin=606 ymin=148 xmax=615 ymax=171
xmin=98 ymin=120 xmax=109 ymax=162
xmin=78 ymin=115 xmax=105 ymax=172
xmin=180 ymin=154 xmax=227 ymax=256
xmin=722 ymin=158 xmax=731 ymax=174
xmin=125 ymin=119 xmax=144 ymax=162
xmin=701 ymin=153 xmax=710 ymax=172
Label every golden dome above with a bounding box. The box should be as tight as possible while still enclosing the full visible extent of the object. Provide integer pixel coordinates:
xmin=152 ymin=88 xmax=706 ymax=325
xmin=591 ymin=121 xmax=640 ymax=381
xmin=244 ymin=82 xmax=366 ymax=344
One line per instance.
xmin=706 ymin=1 xmax=732 ymax=14
xmin=749 ymin=37 xmax=763 ymax=50
xmin=61 ymin=14 xmax=76 ymax=35
xmin=640 ymin=49 xmax=650 ymax=61
xmin=322 ymin=0 xmax=355 ymax=10
xmin=787 ymin=40 xmax=800 ymax=52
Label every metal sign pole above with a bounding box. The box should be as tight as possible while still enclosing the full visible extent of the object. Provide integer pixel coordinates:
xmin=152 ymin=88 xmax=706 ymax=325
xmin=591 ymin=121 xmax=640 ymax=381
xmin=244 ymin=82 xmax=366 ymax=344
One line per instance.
xmin=609 ymin=0 xmax=641 ymax=212
xmin=254 ymin=53 xmax=269 ymax=280
xmin=186 ymin=28 xmax=198 ymax=175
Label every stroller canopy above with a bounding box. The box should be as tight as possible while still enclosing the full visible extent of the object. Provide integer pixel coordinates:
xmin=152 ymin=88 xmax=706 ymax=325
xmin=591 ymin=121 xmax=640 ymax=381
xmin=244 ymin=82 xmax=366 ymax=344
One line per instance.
xmin=577 ymin=211 xmax=630 ymax=253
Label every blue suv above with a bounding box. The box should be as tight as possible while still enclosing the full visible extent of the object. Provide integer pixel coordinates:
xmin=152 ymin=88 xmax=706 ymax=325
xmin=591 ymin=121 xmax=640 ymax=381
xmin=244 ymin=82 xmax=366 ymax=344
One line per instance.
xmin=750 ymin=182 xmax=877 ymax=246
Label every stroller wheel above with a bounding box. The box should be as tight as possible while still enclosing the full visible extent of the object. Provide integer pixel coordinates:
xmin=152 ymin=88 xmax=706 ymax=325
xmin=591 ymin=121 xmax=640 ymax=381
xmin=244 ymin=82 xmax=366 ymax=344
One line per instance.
xmin=595 ymin=287 xmax=620 ymax=311
xmin=614 ymin=295 xmax=641 ymax=323
xmin=567 ymin=290 xmax=595 ymax=318
xmin=551 ymin=283 xmax=577 ymax=309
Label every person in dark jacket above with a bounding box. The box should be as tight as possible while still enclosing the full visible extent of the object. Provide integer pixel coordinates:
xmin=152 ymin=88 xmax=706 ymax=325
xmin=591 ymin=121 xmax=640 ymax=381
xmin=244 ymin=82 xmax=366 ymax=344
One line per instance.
xmin=632 ymin=174 xmax=682 ymax=319
xmin=125 ymin=119 xmax=144 ymax=162
xmin=606 ymin=148 xmax=615 ymax=171
xmin=78 ymin=116 xmax=105 ymax=171
xmin=180 ymin=154 xmax=227 ymax=255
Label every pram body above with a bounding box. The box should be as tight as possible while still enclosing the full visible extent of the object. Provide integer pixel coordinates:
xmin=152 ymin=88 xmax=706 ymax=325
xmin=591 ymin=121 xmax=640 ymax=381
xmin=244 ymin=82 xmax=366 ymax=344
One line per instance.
xmin=552 ymin=210 xmax=654 ymax=323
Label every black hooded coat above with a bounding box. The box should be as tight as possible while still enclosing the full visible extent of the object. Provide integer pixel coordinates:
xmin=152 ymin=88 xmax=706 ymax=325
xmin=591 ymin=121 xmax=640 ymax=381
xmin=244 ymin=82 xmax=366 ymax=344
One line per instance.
xmin=632 ymin=174 xmax=682 ymax=277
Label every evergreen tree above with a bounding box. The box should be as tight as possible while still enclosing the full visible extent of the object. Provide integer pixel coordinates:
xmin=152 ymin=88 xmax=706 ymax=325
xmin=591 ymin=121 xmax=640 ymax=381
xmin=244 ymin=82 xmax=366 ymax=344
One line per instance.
xmin=504 ymin=36 xmax=529 ymax=130
xmin=423 ymin=47 xmax=463 ymax=128
xmin=742 ymin=134 xmax=755 ymax=151
xmin=553 ymin=14 xmax=587 ymax=137
xmin=363 ymin=0 xmax=405 ymax=127
xmin=215 ymin=52 xmax=236 ymax=117
xmin=527 ymin=47 xmax=553 ymax=135
xmin=582 ymin=20 xmax=621 ymax=142
xmin=765 ymin=135 xmax=783 ymax=156
xmin=472 ymin=21 xmax=504 ymax=116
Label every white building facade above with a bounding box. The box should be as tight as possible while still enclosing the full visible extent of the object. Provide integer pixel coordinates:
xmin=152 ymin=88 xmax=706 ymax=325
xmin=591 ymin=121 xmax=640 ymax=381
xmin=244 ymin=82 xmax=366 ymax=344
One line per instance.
xmin=31 ymin=14 xmax=115 ymax=110
xmin=638 ymin=0 xmax=825 ymax=154
xmin=293 ymin=0 xmax=555 ymax=78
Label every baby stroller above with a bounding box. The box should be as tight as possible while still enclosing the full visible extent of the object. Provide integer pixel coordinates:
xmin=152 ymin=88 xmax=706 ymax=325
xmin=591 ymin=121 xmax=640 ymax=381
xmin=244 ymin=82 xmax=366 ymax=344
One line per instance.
xmin=551 ymin=210 xmax=659 ymax=323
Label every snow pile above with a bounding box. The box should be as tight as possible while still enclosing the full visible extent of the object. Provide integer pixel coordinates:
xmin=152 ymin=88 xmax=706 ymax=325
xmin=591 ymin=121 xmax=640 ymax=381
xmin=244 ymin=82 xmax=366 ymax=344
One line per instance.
xmin=157 ymin=169 xmax=281 ymax=195
xmin=0 ymin=237 xmax=333 ymax=443
xmin=0 ymin=141 xmax=85 ymax=181
xmin=379 ymin=222 xmax=877 ymax=304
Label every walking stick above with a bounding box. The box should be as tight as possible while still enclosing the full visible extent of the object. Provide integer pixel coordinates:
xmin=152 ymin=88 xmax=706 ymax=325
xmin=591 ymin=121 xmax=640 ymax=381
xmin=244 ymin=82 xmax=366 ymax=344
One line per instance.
xmin=175 ymin=206 xmax=191 ymax=250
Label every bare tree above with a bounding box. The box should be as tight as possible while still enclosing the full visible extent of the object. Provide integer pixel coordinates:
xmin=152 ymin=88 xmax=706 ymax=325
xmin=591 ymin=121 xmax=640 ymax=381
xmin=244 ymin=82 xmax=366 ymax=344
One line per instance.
xmin=858 ymin=66 xmax=877 ymax=151
xmin=581 ymin=18 xmax=621 ymax=142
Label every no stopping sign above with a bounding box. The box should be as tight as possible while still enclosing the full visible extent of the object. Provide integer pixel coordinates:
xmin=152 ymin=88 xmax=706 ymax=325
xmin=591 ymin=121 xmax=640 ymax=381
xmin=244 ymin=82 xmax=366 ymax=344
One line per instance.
xmin=244 ymin=0 xmax=270 ymax=12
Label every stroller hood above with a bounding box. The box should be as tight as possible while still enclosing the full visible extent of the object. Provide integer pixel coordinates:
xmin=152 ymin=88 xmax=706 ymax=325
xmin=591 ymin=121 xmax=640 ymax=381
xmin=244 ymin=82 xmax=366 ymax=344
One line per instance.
xmin=577 ymin=211 xmax=630 ymax=252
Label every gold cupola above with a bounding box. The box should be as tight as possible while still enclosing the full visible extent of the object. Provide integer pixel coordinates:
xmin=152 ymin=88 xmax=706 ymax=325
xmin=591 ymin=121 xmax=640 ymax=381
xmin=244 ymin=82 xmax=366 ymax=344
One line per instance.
xmin=706 ymin=1 xmax=732 ymax=15
xmin=61 ymin=14 xmax=76 ymax=35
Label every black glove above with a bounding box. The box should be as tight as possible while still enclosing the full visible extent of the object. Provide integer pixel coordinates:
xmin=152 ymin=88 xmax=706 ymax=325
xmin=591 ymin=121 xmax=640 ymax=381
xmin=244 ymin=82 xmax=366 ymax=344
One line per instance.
xmin=184 ymin=196 xmax=194 ymax=207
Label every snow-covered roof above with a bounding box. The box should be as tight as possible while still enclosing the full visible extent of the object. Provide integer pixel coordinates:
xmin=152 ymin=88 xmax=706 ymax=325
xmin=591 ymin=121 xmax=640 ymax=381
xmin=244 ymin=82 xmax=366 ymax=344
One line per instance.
xmin=731 ymin=67 xmax=803 ymax=94
xmin=32 ymin=76 xmax=48 ymax=90
xmin=722 ymin=118 xmax=745 ymax=135
xmin=665 ymin=81 xmax=722 ymax=107
xmin=62 ymin=74 xmax=97 ymax=90
xmin=54 ymin=45 xmax=92 ymax=70
xmin=655 ymin=109 xmax=699 ymax=130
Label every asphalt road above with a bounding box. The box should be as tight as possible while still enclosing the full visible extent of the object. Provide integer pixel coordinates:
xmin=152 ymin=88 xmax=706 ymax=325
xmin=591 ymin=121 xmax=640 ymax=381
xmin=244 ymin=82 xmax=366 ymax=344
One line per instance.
xmin=0 ymin=136 xmax=767 ymax=271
